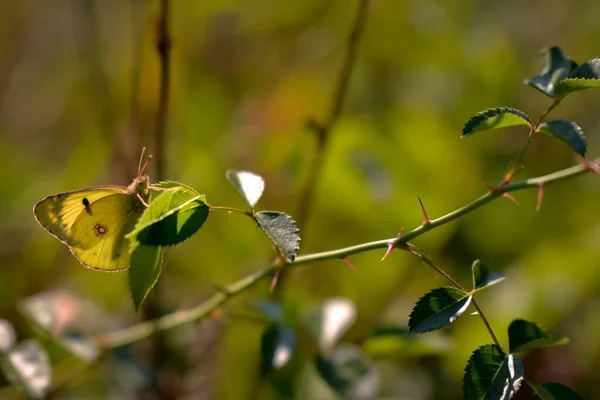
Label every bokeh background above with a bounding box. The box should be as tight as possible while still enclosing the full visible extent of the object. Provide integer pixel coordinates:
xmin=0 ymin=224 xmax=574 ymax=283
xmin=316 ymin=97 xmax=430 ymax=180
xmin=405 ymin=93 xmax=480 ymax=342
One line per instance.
xmin=1 ymin=0 xmax=600 ymax=398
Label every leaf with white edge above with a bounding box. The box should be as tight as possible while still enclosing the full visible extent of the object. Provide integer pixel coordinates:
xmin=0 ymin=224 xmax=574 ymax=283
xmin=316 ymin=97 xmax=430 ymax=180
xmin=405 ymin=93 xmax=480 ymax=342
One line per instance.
xmin=0 ymin=320 xmax=16 ymax=352
xmin=462 ymin=108 xmax=531 ymax=137
xmin=305 ymin=297 xmax=357 ymax=353
xmin=472 ymin=260 xmax=506 ymax=291
xmin=255 ymin=300 xmax=283 ymax=323
xmin=127 ymin=186 xmax=209 ymax=247
xmin=255 ymin=211 xmax=300 ymax=261
xmin=555 ymin=58 xmax=600 ymax=99
xmin=128 ymin=244 xmax=164 ymax=312
xmin=463 ymin=344 xmax=524 ymax=400
xmin=0 ymin=341 xmax=51 ymax=399
xmin=409 ymin=287 xmax=472 ymax=333
xmin=261 ymin=324 xmax=297 ymax=373
xmin=525 ymin=46 xmax=577 ymax=98
xmin=316 ymin=344 xmax=380 ymax=400
xmin=226 ymin=170 xmax=265 ymax=208
xmin=537 ymin=119 xmax=587 ymax=156
xmin=508 ymin=319 xmax=569 ymax=353
xmin=532 ymin=382 xmax=582 ymax=400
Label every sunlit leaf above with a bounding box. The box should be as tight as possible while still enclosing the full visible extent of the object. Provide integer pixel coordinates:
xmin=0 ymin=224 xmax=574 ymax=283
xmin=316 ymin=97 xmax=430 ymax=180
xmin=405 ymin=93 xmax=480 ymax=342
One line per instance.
xmin=531 ymin=382 xmax=582 ymax=400
xmin=525 ymin=47 xmax=577 ymax=98
xmin=261 ymin=324 xmax=296 ymax=373
xmin=472 ymin=260 xmax=505 ymax=291
xmin=226 ymin=170 xmax=265 ymax=208
xmin=128 ymin=244 xmax=164 ymax=312
xmin=462 ymin=108 xmax=531 ymax=137
xmin=508 ymin=319 xmax=569 ymax=353
xmin=255 ymin=211 xmax=300 ymax=261
xmin=463 ymin=344 xmax=524 ymax=400
xmin=0 ymin=319 xmax=16 ymax=352
xmin=316 ymin=344 xmax=379 ymax=400
xmin=555 ymin=58 xmax=600 ymax=99
xmin=305 ymin=297 xmax=357 ymax=353
xmin=536 ymin=120 xmax=587 ymax=156
xmin=0 ymin=341 xmax=51 ymax=399
xmin=362 ymin=326 xmax=452 ymax=358
xmin=409 ymin=287 xmax=472 ymax=333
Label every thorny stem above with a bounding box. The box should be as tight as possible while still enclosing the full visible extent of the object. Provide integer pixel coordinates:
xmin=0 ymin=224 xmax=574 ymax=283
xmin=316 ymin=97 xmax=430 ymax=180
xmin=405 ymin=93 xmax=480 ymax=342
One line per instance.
xmin=96 ymin=156 xmax=600 ymax=348
xmin=208 ymin=204 xmax=254 ymax=218
xmin=471 ymin=298 xmax=502 ymax=349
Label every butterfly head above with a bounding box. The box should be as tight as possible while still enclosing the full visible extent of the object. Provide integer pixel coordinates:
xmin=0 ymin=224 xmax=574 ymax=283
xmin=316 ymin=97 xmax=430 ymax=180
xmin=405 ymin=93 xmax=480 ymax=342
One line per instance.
xmin=128 ymin=148 xmax=152 ymax=206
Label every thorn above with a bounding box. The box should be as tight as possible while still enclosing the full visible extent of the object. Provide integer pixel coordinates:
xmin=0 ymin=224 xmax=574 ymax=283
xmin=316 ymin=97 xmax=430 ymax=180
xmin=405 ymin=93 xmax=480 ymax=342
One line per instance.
xmin=342 ymin=257 xmax=357 ymax=271
xmin=470 ymin=311 xmax=479 ymax=316
xmin=417 ymin=196 xmax=431 ymax=225
xmin=577 ymin=155 xmax=600 ymax=173
xmin=536 ymin=184 xmax=544 ymax=212
xmin=381 ymin=228 xmax=403 ymax=261
xmin=228 ymin=211 xmax=232 ymax=220
xmin=502 ymin=167 xmax=517 ymax=185
xmin=502 ymin=192 xmax=519 ymax=205
xmin=210 ymin=308 xmax=224 ymax=320
xmin=482 ymin=181 xmax=518 ymax=205
xmin=269 ymin=268 xmax=282 ymax=292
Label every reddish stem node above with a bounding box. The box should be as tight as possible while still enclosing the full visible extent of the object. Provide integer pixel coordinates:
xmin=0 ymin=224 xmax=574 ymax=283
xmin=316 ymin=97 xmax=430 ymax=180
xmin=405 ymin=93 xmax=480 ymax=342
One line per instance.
xmin=381 ymin=228 xmax=403 ymax=261
xmin=536 ymin=184 xmax=544 ymax=212
xmin=577 ymin=155 xmax=600 ymax=174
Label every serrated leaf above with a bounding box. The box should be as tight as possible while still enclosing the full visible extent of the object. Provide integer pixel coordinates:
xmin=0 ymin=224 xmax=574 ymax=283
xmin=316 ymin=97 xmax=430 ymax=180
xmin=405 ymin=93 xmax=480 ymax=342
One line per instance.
xmin=536 ymin=119 xmax=587 ymax=156
xmin=255 ymin=211 xmax=300 ymax=261
xmin=525 ymin=47 xmax=577 ymax=98
xmin=305 ymin=297 xmax=357 ymax=353
xmin=555 ymin=58 xmax=600 ymax=99
xmin=508 ymin=319 xmax=569 ymax=353
xmin=226 ymin=170 xmax=265 ymax=208
xmin=0 ymin=319 xmax=16 ymax=352
xmin=255 ymin=300 xmax=283 ymax=323
xmin=0 ymin=341 xmax=51 ymax=399
xmin=261 ymin=324 xmax=296 ymax=373
xmin=127 ymin=186 xmax=209 ymax=247
xmin=409 ymin=287 xmax=472 ymax=333
xmin=362 ymin=326 xmax=452 ymax=358
xmin=316 ymin=344 xmax=380 ymax=400
xmin=462 ymin=108 xmax=531 ymax=137
xmin=463 ymin=344 xmax=523 ymax=400
xmin=128 ymin=244 xmax=164 ymax=312
xmin=472 ymin=260 xmax=506 ymax=291
xmin=532 ymin=382 xmax=582 ymax=400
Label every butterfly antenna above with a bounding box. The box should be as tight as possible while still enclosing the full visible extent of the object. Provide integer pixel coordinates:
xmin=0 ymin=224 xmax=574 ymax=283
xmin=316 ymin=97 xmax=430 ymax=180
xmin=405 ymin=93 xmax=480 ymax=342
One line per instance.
xmin=138 ymin=151 xmax=153 ymax=176
xmin=138 ymin=147 xmax=146 ymax=175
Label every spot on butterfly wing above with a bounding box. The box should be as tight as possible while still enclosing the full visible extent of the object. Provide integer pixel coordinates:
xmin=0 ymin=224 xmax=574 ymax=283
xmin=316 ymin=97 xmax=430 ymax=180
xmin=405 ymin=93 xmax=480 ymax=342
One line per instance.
xmin=94 ymin=224 xmax=108 ymax=237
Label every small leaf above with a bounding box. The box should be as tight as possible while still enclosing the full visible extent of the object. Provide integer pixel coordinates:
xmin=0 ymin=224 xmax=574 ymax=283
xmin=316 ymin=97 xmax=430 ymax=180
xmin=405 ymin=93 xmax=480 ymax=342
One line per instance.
xmin=127 ymin=186 xmax=209 ymax=247
xmin=226 ymin=170 xmax=265 ymax=208
xmin=255 ymin=211 xmax=300 ymax=261
xmin=462 ymin=108 xmax=531 ymax=137
xmin=128 ymin=244 xmax=164 ymax=312
xmin=61 ymin=335 xmax=99 ymax=362
xmin=0 ymin=319 xmax=16 ymax=352
xmin=0 ymin=341 xmax=52 ymax=399
xmin=532 ymin=382 xmax=582 ymax=400
xmin=260 ymin=324 xmax=297 ymax=373
xmin=463 ymin=344 xmax=524 ymax=400
xmin=363 ymin=326 xmax=452 ymax=357
xmin=409 ymin=287 xmax=472 ymax=333
xmin=537 ymin=120 xmax=587 ymax=156
xmin=305 ymin=297 xmax=357 ymax=353
xmin=255 ymin=300 xmax=283 ymax=323
xmin=472 ymin=260 xmax=506 ymax=291
xmin=316 ymin=344 xmax=379 ymax=400
xmin=555 ymin=58 xmax=600 ymax=99
xmin=508 ymin=319 xmax=569 ymax=353
xmin=525 ymin=47 xmax=577 ymax=98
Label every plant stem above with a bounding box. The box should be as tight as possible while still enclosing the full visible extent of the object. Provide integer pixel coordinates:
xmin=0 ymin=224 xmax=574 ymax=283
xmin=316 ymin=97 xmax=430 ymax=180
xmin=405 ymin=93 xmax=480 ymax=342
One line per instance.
xmin=208 ymin=205 xmax=253 ymax=217
xmin=471 ymin=298 xmax=502 ymax=349
xmin=96 ymin=156 xmax=600 ymax=348
xmin=154 ymin=0 xmax=171 ymax=181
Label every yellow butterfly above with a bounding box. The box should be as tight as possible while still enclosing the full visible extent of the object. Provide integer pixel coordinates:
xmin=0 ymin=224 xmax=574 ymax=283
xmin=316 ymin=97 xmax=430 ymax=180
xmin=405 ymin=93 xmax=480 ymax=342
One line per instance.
xmin=33 ymin=152 xmax=153 ymax=272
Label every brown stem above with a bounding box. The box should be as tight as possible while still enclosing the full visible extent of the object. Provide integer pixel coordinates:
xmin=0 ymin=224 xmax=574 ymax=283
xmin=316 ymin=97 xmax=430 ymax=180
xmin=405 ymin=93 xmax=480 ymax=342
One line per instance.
xmin=154 ymin=0 xmax=171 ymax=181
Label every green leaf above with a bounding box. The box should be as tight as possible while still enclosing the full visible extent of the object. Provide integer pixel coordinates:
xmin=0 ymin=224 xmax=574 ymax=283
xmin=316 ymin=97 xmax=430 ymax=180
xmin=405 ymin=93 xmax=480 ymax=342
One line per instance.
xmin=0 ymin=319 xmax=16 ymax=352
xmin=536 ymin=120 xmax=587 ymax=156
xmin=260 ymin=324 xmax=296 ymax=373
xmin=409 ymin=287 xmax=472 ymax=333
xmin=305 ymin=297 xmax=357 ymax=353
xmin=472 ymin=260 xmax=505 ymax=291
xmin=532 ymin=382 xmax=582 ymax=400
xmin=463 ymin=344 xmax=524 ymax=400
xmin=255 ymin=211 xmax=300 ymax=261
xmin=362 ymin=326 xmax=452 ymax=358
xmin=508 ymin=319 xmax=569 ymax=353
xmin=461 ymin=108 xmax=531 ymax=137
xmin=255 ymin=300 xmax=283 ymax=323
xmin=127 ymin=185 xmax=209 ymax=247
xmin=315 ymin=345 xmax=379 ymax=400
xmin=226 ymin=170 xmax=265 ymax=208
xmin=0 ymin=341 xmax=51 ymax=399
xmin=555 ymin=58 xmax=600 ymax=99
xmin=128 ymin=244 xmax=164 ymax=312
xmin=525 ymin=47 xmax=577 ymax=98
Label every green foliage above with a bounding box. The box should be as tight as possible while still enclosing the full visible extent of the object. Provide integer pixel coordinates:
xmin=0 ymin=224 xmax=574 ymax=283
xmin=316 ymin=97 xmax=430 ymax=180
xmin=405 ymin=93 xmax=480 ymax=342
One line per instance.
xmin=531 ymin=382 xmax=582 ymax=400
xmin=554 ymin=58 xmax=600 ymax=99
xmin=128 ymin=244 xmax=164 ymax=312
xmin=462 ymin=344 xmax=523 ymax=400
xmin=536 ymin=120 xmax=587 ymax=156
xmin=525 ymin=47 xmax=577 ymax=98
xmin=409 ymin=287 xmax=472 ymax=333
xmin=508 ymin=319 xmax=569 ymax=353
xmin=461 ymin=107 xmax=531 ymax=137
xmin=471 ymin=260 xmax=505 ymax=291
xmin=260 ymin=323 xmax=296 ymax=373
xmin=305 ymin=297 xmax=357 ymax=353
xmin=255 ymin=211 xmax=301 ymax=261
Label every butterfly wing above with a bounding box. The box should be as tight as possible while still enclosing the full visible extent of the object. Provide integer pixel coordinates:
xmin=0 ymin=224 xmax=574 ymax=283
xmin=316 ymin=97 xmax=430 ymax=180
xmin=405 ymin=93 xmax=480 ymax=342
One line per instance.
xmin=34 ymin=187 xmax=143 ymax=271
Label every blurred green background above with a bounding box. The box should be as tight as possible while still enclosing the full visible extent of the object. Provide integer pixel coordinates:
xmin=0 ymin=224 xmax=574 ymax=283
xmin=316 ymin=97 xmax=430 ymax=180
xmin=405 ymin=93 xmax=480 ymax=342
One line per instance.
xmin=1 ymin=0 xmax=600 ymax=398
